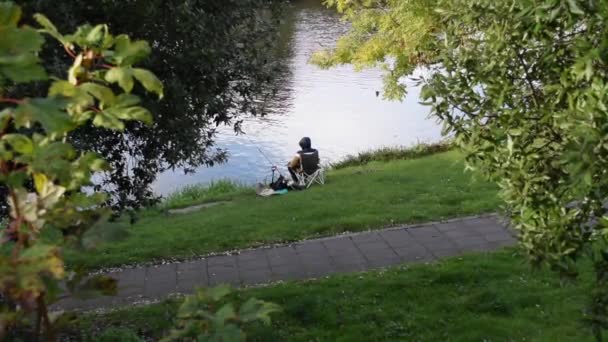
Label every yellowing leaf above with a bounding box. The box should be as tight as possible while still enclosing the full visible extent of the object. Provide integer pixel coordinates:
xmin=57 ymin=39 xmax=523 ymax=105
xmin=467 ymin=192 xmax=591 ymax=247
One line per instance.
xmin=33 ymin=173 xmax=47 ymax=194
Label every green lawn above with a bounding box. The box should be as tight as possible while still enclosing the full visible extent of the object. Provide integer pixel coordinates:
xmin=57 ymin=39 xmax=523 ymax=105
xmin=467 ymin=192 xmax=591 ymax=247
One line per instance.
xmin=67 ymin=150 xmax=501 ymax=270
xmin=72 ymin=249 xmax=594 ymax=341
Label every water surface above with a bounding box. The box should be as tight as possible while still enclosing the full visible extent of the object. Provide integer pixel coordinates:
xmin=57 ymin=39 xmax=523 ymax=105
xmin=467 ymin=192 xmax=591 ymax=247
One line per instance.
xmin=153 ymin=2 xmax=442 ymax=194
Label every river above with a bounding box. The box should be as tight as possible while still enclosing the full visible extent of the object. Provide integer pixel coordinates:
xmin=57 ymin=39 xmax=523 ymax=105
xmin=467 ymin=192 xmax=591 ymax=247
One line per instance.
xmin=152 ymin=0 xmax=443 ymax=195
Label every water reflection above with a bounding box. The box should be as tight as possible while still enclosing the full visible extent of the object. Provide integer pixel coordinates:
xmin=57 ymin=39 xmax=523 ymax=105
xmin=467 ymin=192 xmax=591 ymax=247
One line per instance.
xmin=153 ymin=1 xmax=442 ymax=194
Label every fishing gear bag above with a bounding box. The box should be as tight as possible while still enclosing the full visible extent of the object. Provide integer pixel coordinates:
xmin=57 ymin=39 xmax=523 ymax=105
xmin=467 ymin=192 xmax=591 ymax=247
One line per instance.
xmin=269 ymin=174 xmax=289 ymax=191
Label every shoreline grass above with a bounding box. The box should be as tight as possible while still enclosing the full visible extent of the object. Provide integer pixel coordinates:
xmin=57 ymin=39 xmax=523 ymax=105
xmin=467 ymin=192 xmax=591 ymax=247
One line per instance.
xmin=69 ymin=249 xmax=594 ymax=341
xmin=330 ymin=140 xmax=454 ymax=170
xmin=159 ymin=142 xmax=456 ymax=211
xmin=159 ymin=179 xmax=252 ymax=210
xmin=66 ymin=150 xmax=500 ymax=270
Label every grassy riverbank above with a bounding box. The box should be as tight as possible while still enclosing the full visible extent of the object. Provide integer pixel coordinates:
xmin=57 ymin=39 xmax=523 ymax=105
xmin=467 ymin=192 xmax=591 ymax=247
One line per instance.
xmin=66 ymin=149 xmax=501 ymax=270
xmin=72 ymin=249 xmax=593 ymax=341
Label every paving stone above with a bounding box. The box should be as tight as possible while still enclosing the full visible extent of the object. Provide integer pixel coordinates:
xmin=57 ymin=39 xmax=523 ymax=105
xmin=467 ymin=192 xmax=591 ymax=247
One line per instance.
xmin=271 ymin=265 xmax=308 ymax=281
xmin=304 ymin=263 xmax=335 ymax=278
xmin=176 ymin=279 xmax=204 ymax=294
xmin=176 ymin=260 xmax=208 ymax=293
xmin=489 ymin=240 xmax=517 ymax=248
xmin=482 ymin=231 xmax=516 ymax=242
xmin=147 ymin=263 xmax=177 ymax=278
xmin=330 ymin=253 xmax=368 ymax=272
xmin=144 ymin=279 xmax=176 ymax=298
xmin=112 ymin=268 xmax=145 ymax=296
xmin=266 ymin=246 xmax=300 ymax=267
xmin=367 ymin=256 xmax=404 ymax=268
xmin=299 ymin=253 xmax=333 ymax=267
xmin=464 ymin=217 xmax=504 ymax=232
xmin=442 ymin=227 xmax=483 ymax=239
xmin=332 ymin=262 xmax=369 ymax=273
xmin=465 ymin=244 xmax=500 ymax=253
xmin=354 ymin=240 xmax=392 ymax=252
xmin=393 ymin=245 xmax=435 ymax=263
xmin=351 ymin=232 xmax=383 ymax=244
xmin=208 ymin=255 xmax=239 ymax=286
xmin=407 ymin=225 xmax=443 ymax=241
xmin=208 ymin=267 xmax=239 ymax=286
xmin=322 ymin=238 xmax=360 ymax=257
xmin=379 ymin=229 xmax=415 ymax=248
xmin=238 ymin=257 xmax=270 ymax=271
xmin=240 ymin=268 xmax=272 ymax=285
xmin=430 ymin=248 xmax=461 ymax=258
xmin=207 ymin=255 xmax=237 ymax=267
xmin=144 ymin=264 xmax=177 ymax=297
xmin=359 ymin=247 xmax=399 ymax=261
xmin=453 ymin=236 xmax=490 ymax=249
xmin=294 ymin=242 xmax=326 ymax=255
xmin=420 ymin=237 xmax=458 ymax=251
xmin=56 ymin=215 xmax=519 ymax=310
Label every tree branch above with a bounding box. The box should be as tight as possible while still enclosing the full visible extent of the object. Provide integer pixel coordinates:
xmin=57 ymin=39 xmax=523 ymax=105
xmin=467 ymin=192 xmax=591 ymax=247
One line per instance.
xmin=0 ymin=97 xmax=23 ymax=105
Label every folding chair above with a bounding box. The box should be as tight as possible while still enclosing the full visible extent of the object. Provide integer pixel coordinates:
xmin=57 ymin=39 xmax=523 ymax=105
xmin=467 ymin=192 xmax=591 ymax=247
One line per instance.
xmin=296 ymin=150 xmax=325 ymax=189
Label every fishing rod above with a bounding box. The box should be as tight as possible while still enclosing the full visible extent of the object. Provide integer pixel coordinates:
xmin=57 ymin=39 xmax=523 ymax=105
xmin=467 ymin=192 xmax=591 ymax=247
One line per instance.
xmin=242 ymin=134 xmax=286 ymax=182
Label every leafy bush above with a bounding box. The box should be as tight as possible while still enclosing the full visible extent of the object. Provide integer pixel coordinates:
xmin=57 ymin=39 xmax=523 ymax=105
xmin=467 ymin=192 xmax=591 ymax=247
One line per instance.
xmin=161 ymin=285 xmax=280 ymax=342
xmin=0 ymin=2 xmax=162 ymax=340
xmin=317 ymin=0 xmax=608 ymax=339
xmin=94 ymin=327 xmax=142 ymax=342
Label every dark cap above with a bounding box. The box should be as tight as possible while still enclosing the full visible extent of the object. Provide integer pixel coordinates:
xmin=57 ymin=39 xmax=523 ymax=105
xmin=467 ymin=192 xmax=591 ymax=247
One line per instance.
xmin=299 ymin=137 xmax=311 ymax=149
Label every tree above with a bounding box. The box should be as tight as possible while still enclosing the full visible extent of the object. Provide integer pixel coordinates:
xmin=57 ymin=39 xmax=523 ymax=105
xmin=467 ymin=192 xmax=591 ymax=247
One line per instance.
xmin=4 ymin=0 xmax=289 ymax=216
xmin=0 ymin=4 xmax=279 ymax=340
xmin=0 ymin=2 xmax=162 ymax=339
xmin=315 ymin=0 xmax=608 ymax=338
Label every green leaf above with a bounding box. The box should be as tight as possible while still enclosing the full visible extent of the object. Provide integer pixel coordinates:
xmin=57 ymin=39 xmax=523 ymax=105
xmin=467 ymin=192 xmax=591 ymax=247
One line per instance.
xmin=566 ymin=0 xmax=585 ymax=15
xmin=214 ymin=304 xmax=237 ymax=325
xmin=80 ymin=83 xmax=116 ymax=107
xmin=0 ymin=2 xmax=21 ymax=27
xmin=206 ymin=285 xmax=232 ymax=301
xmin=132 ymin=68 xmax=164 ymax=98
xmin=238 ymin=298 xmax=280 ymax=325
xmin=0 ymin=26 xmax=47 ymax=83
xmin=0 ymin=62 xmax=47 ymax=83
xmin=0 ymin=108 xmax=11 ymax=131
xmin=3 ymin=134 xmax=33 ymax=155
xmin=106 ymin=106 xmax=153 ymax=125
xmin=34 ymin=13 xmax=68 ymax=44
xmin=110 ymin=34 xmax=151 ymax=66
xmin=49 ymin=80 xmax=94 ymax=109
xmin=14 ymin=98 xmax=74 ymax=133
xmin=93 ymin=111 xmax=125 ymax=130
xmin=105 ymin=67 xmax=134 ymax=93
xmin=85 ymin=24 xmax=107 ymax=45
xmin=214 ymin=324 xmax=245 ymax=342
xmin=114 ymin=93 xmax=141 ymax=108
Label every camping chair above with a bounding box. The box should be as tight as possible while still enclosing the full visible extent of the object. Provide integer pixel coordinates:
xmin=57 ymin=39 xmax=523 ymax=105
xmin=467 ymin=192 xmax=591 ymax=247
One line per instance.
xmin=296 ymin=150 xmax=325 ymax=189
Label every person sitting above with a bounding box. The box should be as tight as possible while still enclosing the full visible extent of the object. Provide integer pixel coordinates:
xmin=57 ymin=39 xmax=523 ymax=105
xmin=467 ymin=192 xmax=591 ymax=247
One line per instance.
xmin=288 ymin=137 xmax=319 ymax=184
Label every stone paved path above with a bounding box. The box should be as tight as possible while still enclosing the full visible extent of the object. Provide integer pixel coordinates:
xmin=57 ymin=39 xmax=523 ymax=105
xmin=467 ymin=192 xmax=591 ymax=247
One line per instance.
xmin=56 ymin=215 xmax=515 ymax=311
